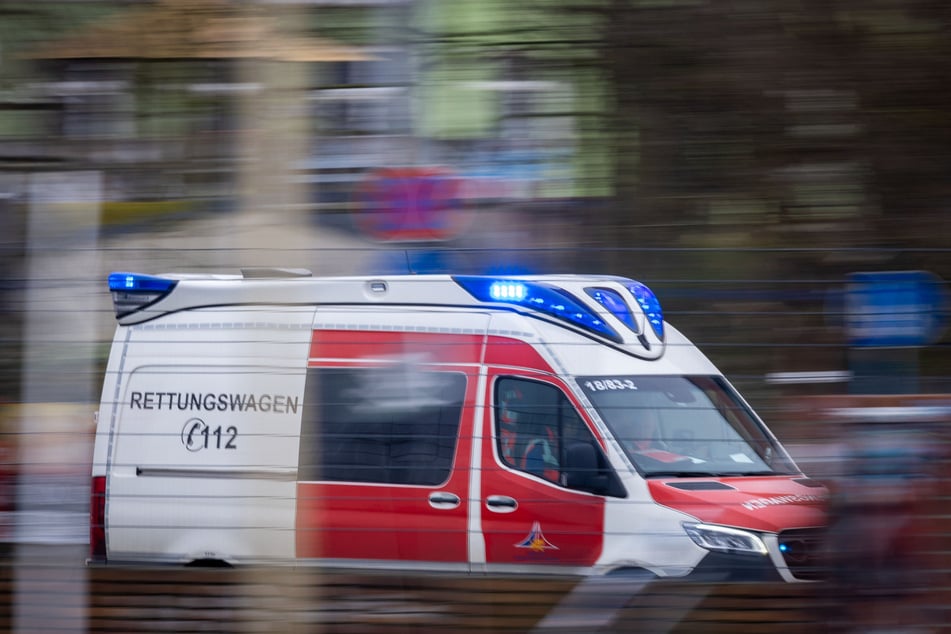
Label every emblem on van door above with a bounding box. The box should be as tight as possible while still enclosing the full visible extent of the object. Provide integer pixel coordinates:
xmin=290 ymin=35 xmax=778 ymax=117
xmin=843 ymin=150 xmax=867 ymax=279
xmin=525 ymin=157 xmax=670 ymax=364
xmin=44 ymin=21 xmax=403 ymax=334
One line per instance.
xmin=515 ymin=521 xmax=558 ymax=552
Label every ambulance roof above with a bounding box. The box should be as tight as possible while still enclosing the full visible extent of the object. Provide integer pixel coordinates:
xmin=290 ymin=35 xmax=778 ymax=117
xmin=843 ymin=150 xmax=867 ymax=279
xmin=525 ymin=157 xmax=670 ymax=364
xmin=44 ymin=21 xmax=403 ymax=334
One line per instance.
xmin=108 ymin=270 xmax=668 ymax=360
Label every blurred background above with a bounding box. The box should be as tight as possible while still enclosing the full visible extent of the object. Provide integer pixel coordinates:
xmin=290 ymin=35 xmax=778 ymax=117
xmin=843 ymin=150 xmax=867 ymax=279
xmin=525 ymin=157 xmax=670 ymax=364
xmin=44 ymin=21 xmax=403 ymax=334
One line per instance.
xmin=0 ymin=0 xmax=950 ymax=631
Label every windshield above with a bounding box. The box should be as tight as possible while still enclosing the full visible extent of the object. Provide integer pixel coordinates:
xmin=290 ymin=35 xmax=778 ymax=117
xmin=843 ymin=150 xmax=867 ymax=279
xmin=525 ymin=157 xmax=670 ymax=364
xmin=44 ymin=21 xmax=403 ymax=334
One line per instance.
xmin=578 ymin=375 xmax=798 ymax=477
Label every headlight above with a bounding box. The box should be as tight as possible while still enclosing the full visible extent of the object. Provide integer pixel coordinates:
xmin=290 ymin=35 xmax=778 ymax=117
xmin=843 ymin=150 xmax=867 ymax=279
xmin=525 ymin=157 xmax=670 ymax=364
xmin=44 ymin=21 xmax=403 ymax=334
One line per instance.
xmin=682 ymin=522 xmax=767 ymax=556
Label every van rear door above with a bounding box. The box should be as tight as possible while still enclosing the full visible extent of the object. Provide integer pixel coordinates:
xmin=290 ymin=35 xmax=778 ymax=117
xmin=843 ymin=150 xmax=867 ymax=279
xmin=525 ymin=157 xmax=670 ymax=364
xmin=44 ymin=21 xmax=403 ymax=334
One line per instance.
xmin=104 ymin=310 xmax=312 ymax=563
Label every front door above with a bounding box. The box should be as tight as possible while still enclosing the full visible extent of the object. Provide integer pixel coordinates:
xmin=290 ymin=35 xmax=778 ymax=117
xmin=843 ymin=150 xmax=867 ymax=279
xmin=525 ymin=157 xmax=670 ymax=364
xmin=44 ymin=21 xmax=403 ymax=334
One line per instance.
xmin=479 ymin=368 xmax=611 ymax=572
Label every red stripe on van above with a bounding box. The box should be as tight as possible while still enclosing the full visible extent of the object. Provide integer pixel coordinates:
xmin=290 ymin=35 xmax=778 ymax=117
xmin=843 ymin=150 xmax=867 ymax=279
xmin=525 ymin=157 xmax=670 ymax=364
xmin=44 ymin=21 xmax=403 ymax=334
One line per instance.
xmin=310 ymin=332 xmax=556 ymax=374
xmin=647 ymin=477 xmax=828 ymax=533
xmin=310 ymin=330 xmax=484 ymax=366
xmin=483 ymin=336 xmax=554 ymax=372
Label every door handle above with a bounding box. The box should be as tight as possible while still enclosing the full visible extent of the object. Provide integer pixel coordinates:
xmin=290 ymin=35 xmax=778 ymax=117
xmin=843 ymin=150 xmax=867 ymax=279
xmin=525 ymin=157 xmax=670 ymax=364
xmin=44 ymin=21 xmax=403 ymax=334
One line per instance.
xmin=486 ymin=495 xmax=518 ymax=513
xmin=428 ymin=492 xmax=461 ymax=509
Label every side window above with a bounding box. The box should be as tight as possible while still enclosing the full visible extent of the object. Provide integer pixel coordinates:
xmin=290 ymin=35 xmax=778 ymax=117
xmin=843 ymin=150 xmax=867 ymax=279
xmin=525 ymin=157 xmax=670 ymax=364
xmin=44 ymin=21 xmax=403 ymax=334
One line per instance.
xmin=495 ymin=377 xmax=622 ymax=496
xmin=298 ymin=367 xmax=466 ymax=486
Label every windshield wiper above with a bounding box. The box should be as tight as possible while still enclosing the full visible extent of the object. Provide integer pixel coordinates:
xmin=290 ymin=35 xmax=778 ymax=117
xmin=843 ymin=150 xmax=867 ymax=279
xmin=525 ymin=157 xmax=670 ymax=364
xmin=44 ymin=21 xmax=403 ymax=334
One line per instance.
xmin=645 ymin=471 xmax=722 ymax=478
xmin=646 ymin=469 xmax=784 ymax=478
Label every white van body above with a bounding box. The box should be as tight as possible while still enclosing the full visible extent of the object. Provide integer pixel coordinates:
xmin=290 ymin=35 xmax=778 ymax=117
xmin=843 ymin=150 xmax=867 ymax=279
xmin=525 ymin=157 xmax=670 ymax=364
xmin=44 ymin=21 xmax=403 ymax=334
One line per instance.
xmin=91 ymin=270 xmax=827 ymax=582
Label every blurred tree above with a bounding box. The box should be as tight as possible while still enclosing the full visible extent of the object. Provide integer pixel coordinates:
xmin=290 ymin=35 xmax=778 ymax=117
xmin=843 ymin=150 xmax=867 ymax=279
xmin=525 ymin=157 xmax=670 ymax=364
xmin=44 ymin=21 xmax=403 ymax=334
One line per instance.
xmin=588 ymin=1 xmax=949 ymax=262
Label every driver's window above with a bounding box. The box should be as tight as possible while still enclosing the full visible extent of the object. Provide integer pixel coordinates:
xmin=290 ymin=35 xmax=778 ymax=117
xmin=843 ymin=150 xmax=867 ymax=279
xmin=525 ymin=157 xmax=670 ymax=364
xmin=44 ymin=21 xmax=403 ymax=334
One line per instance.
xmin=496 ymin=378 xmax=562 ymax=484
xmin=495 ymin=377 xmax=613 ymax=493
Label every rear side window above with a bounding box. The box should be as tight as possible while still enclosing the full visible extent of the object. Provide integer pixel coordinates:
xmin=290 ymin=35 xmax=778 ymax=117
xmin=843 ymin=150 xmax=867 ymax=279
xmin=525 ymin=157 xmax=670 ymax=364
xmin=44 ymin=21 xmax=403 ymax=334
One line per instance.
xmin=298 ymin=367 xmax=466 ymax=485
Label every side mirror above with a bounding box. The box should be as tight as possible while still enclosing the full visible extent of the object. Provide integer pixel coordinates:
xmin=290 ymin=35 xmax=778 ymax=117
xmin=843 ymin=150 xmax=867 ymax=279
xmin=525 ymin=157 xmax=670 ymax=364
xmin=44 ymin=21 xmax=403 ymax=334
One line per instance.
xmin=564 ymin=442 xmax=607 ymax=494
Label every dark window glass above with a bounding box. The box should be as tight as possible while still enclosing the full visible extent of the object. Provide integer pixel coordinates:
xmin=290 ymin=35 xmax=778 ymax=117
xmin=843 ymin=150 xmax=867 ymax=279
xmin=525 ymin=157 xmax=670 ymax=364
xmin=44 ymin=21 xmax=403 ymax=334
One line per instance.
xmin=299 ymin=367 xmax=466 ymax=485
xmin=578 ymin=375 xmax=798 ymax=476
xmin=495 ymin=377 xmax=623 ymax=496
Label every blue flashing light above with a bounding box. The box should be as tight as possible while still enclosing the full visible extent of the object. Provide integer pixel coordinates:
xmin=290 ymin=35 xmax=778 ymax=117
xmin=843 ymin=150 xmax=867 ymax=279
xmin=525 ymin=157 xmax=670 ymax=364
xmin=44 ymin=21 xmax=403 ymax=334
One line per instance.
xmin=108 ymin=272 xmax=176 ymax=293
xmin=454 ymin=276 xmax=622 ymax=343
xmin=489 ymin=281 xmax=527 ymax=301
xmin=779 ymin=543 xmax=789 ymax=553
xmin=107 ymin=272 xmax=177 ymax=319
xmin=586 ymin=287 xmax=639 ymax=333
xmin=626 ymin=281 xmax=665 ymax=339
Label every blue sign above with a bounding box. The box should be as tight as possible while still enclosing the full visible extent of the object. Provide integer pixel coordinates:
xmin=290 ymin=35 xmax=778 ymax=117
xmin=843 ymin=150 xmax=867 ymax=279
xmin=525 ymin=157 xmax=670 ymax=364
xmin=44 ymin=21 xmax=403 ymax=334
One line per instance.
xmin=846 ymin=270 xmax=950 ymax=347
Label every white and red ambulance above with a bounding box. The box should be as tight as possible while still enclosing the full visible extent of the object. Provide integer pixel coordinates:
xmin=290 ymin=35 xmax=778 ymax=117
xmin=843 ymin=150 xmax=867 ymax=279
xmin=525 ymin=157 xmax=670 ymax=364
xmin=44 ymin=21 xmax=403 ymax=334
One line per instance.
xmin=91 ymin=270 xmax=827 ymax=581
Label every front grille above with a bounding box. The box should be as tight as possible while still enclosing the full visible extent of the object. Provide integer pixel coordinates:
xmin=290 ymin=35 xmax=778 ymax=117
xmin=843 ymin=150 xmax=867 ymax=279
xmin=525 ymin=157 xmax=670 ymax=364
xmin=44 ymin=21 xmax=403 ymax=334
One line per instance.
xmin=778 ymin=528 xmax=826 ymax=581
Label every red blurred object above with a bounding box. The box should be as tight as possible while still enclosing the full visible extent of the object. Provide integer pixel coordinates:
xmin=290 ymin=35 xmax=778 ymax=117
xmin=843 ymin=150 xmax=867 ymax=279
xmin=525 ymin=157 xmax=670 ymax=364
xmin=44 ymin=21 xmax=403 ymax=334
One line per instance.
xmin=357 ymin=167 xmax=469 ymax=242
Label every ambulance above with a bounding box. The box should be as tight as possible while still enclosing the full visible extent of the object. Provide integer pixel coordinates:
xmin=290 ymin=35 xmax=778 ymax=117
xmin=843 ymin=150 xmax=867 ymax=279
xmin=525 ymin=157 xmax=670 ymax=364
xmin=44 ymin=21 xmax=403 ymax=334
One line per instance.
xmin=90 ymin=269 xmax=828 ymax=582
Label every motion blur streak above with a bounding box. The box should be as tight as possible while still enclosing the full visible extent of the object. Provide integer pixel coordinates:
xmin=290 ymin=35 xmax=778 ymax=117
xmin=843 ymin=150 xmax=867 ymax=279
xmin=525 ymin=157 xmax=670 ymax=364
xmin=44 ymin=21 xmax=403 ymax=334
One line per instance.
xmin=1 ymin=0 xmax=950 ymax=632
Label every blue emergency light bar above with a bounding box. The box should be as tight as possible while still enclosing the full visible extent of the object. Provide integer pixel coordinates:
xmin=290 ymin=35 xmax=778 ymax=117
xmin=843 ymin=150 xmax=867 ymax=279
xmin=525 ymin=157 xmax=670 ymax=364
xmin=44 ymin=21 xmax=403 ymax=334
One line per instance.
xmin=107 ymin=272 xmax=177 ymax=319
xmin=108 ymin=272 xmax=176 ymax=293
xmin=453 ymin=276 xmax=623 ymax=343
xmin=626 ymin=281 xmax=664 ymax=338
xmin=586 ymin=287 xmax=639 ymax=333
